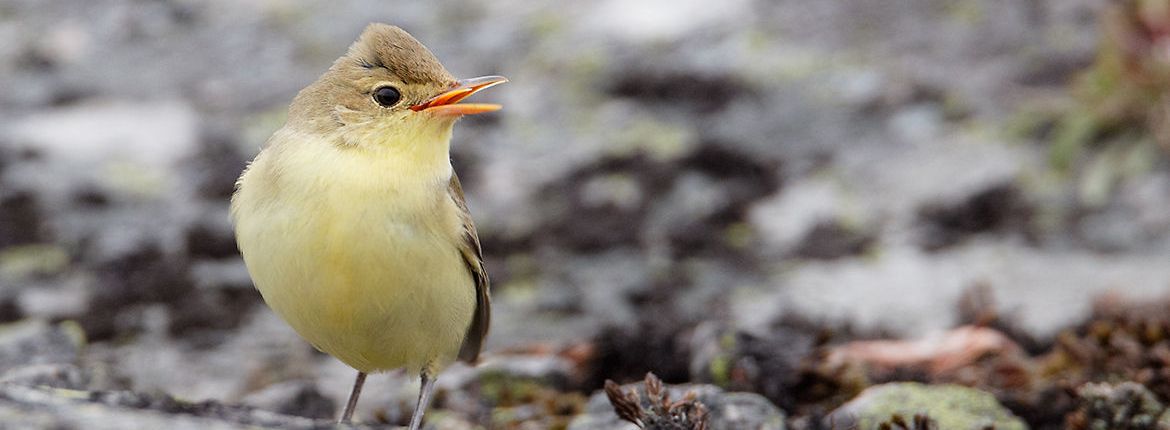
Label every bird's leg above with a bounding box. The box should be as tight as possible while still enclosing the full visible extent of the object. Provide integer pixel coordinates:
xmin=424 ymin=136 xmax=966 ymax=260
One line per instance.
xmin=339 ymin=371 xmax=368 ymax=424
xmin=407 ymin=368 xmax=437 ymax=430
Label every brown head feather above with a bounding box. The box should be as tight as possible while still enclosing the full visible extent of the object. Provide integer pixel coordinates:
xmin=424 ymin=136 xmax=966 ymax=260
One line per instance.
xmin=344 ymin=24 xmax=455 ymax=85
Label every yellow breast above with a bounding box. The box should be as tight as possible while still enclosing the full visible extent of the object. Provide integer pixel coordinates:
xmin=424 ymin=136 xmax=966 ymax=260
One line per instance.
xmin=231 ymin=127 xmax=476 ymax=373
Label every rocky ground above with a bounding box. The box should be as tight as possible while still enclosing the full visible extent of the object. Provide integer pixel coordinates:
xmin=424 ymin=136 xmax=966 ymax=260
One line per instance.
xmin=2 ymin=0 xmax=1170 ymax=429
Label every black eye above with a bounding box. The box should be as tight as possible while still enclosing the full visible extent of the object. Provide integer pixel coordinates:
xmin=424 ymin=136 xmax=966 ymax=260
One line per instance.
xmin=373 ymin=86 xmax=401 ymax=107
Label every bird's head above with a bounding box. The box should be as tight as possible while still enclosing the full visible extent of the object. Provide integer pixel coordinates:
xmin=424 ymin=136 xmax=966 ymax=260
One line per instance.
xmin=286 ymin=24 xmax=506 ymax=149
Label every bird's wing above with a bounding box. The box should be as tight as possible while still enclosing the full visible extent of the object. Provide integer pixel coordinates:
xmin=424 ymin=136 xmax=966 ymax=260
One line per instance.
xmin=449 ymin=172 xmax=491 ymax=363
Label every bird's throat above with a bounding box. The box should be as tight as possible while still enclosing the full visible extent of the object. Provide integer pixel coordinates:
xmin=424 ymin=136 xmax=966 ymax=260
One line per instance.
xmin=337 ymin=118 xmax=457 ymax=183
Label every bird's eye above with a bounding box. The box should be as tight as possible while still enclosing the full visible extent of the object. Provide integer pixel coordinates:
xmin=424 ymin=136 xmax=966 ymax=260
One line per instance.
xmin=373 ymin=86 xmax=402 ymax=107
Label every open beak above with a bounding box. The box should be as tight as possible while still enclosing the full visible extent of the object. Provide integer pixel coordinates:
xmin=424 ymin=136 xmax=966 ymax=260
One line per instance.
xmin=411 ymin=75 xmax=507 ymax=116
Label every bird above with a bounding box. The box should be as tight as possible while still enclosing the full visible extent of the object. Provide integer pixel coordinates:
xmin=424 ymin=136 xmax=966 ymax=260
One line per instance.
xmin=230 ymin=23 xmax=499 ymax=429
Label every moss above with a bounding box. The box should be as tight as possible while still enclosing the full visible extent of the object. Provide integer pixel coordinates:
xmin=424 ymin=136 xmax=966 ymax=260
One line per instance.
xmin=1048 ymin=0 xmax=1170 ymax=171
xmin=57 ymin=320 xmax=87 ymax=350
xmin=709 ymin=355 xmax=732 ymax=388
xmin=706 ymin=332 xmax=738 ymax=387
xmin=839 ymin=383 xmax=1026 ymax=430
xmin=0 ymin=244 xmax=69 ymax=279
xmin=1050 ymin=108 xmax=1100 ymax=171
xmin=1076 ymin=137 xmax=1156 ymax=208
xmin=1067 ymin=382 xmax=1170 ymax=430
xmin=608 ymin=118 xmax=695 ymax=163
xmin=104 ymin=161 xmax=170 ymax=198
xmin=724 ymin=223 xmax=754 ymax=250
xmin=944 ymin=1 xmax=986 ymax=25
xmin=475 ymin=369 xmax=551 ymax=407
xmin=481 ymin=374 xmax=584 ymax=430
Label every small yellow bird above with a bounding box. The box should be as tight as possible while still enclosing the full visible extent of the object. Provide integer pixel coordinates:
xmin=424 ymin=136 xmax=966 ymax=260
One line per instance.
xmin=230 ymin=24 xmax=498 ymax=429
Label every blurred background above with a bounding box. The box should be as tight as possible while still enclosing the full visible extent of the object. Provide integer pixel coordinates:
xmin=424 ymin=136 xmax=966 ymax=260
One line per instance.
xmin=2 ymin=0 xmax=1170 ymax=428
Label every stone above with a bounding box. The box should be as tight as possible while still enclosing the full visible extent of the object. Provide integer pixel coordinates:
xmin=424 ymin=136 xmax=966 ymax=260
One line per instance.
xmin=1067 ymin=382 xmax=1170 ymax=429
xmin=0 ymin=320 xmax=84 ymax=375
xmin=0 ymin=383 xmax=380 ymax=430
xmin=688 ymin=322 xmax=817 ymax=411
xmin=826 ymin=382 xmax=1026 ymax=430
xmin=240 ymin=380 xmax=336 ymax=420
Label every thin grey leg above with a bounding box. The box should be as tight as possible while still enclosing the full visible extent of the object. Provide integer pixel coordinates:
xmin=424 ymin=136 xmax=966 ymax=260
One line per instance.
xmin=339 ymin=371 xmax=367 ymax=424
xmin=407 ymin=369 xmax=436 ymax=430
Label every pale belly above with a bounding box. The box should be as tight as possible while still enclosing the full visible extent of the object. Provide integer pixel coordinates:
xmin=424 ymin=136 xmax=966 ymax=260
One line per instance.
xmin=234 ymin=187 xmax=476 ymax=373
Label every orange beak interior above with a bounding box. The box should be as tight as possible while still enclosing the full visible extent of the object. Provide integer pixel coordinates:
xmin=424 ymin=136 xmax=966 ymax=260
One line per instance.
xmin=411 ymin=75 xmax=507 ymax=116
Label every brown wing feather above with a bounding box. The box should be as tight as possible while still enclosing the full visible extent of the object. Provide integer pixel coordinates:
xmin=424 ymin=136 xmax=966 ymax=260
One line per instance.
xmin=449 ymin=173 xmax=491 ymax=363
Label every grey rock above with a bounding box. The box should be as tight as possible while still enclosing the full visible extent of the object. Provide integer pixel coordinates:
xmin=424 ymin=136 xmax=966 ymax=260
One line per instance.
xmin=0 ymin=360 xmax=129 ymax=393
xmin=0 ymin=320 xmax=83 ymax=374
xmin=569 ymin=383 xmax=785 ymax=430
xmin=0 ymin=382 xmax=380 ymax=430
xmin=189 ymin=259 xmax=252 ymax=292
xmin=704 ymin=391 xmax=787 ymax=430
xmin=688 ymin=322 xmax=816 ymax=411
xmin=14 ymin=277 xmax=88 ymax=321
xmin=779 ymin=238 xmax=1170 ymax=339
xmin=1 ymin=363 xmax=90 ymax=390
xmin=241 ymin=380 xmax=337 ymax=420
xmin=915 ymin=182 xmax=1030 ymax=251
xmin=0 ymin=190 xmax=46 ymax=250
